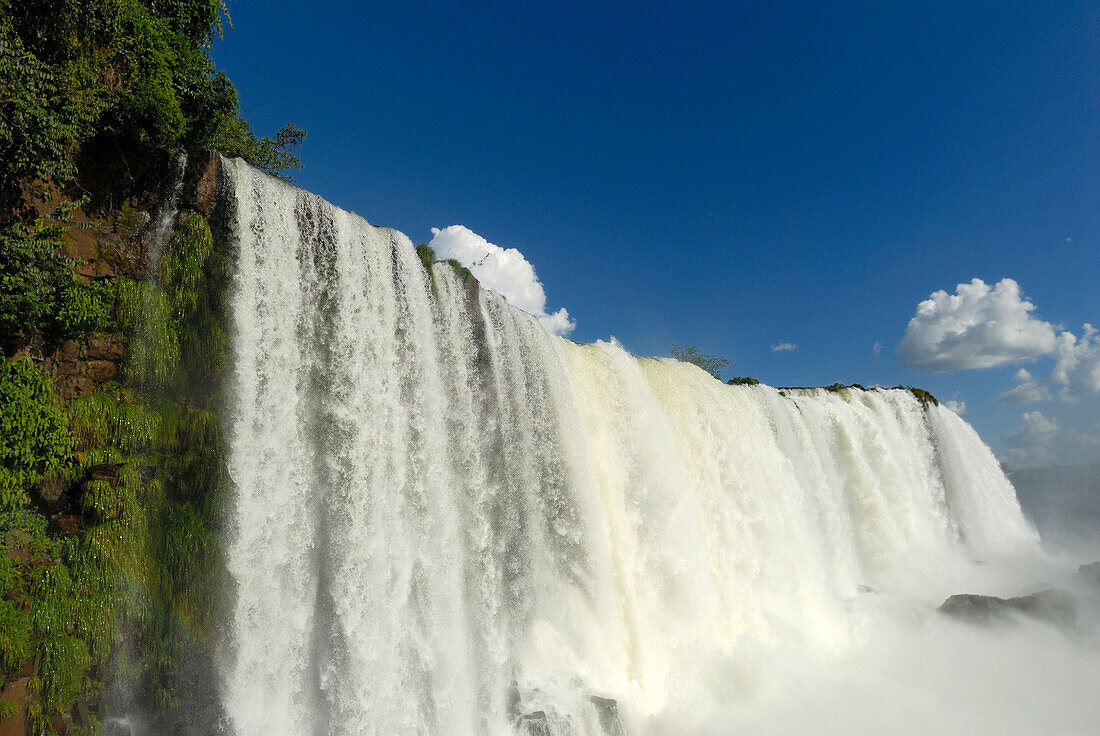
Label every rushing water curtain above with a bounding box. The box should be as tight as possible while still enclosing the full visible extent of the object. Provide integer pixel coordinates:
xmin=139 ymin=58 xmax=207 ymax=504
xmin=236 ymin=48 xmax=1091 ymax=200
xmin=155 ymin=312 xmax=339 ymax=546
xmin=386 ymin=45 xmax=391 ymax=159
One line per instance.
xmin=218 ymin=158 xmax=1038 ymax=736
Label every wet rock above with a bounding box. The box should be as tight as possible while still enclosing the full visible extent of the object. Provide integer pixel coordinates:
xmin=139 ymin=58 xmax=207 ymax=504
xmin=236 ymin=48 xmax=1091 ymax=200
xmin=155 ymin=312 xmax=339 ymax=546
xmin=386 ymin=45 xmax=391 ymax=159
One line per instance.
xmin=59 ymin=339 xmax=80 ymax=362
xmin=589 ymin=695 xmax=626 ymax=736
xmin=85 ymin=333 xmax=125 ymax=361
xmin=89 ymin=464 xmax=123 ymax=482
xmin=1072 ymin=562 xmax=1100 ymax=591
xmin=938 ymin=588 xmax=1077 ymax=627
xmin=103 ymin=718 xmax=134 ymax=736
xmin=0 ymin=677 xmax=29 ymax=736
xmin=75 ymin=698 xmax=92 ymax=728
xmin=516 ymin=711 xmax=550 ymax=736
xmin=187 ymin=151 xmax=223 ymax=216
xmin=505 ymin=681 xmax=522 ymax=722
xmin=55 ymin=374 xmax=95 ymax=401
xmin=57 ymin=515 xmax=86 ymax=535
xmin=84 ymin=359 xmax=118 ymax=383
xmin=4 ymin=529 xmax=32 ymax=565
xmin=52 ymin=711 xmax=74 ymax=734
xmin=38 ymin=472 xmax=68 ymax=503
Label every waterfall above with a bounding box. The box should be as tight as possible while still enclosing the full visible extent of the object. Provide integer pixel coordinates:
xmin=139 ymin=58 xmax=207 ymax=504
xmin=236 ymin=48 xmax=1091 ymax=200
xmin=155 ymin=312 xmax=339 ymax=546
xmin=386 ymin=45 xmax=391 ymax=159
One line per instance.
xmin=217 ymin=158 xmax=1039 ymax=736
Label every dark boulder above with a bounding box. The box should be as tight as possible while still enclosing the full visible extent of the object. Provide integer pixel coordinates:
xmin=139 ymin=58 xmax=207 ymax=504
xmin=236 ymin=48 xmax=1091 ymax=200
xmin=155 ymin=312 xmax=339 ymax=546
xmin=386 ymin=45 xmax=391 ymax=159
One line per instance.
xmin=516 ymin=710 xmax=550 ymax=736
xmin=1072 ymin=562 xmax=1100 ymax=591
xmin=590 ymin=695 xmax=626 ymax=736
xmin=938 ymin=588 xmax=1077 ymax=627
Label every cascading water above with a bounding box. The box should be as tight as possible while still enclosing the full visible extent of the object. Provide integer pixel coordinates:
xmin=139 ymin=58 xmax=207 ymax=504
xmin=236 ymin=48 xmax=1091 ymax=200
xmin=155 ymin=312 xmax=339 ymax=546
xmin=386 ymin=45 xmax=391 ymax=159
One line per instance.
xmin=218 ymin=157 xmax=1044 ymax=736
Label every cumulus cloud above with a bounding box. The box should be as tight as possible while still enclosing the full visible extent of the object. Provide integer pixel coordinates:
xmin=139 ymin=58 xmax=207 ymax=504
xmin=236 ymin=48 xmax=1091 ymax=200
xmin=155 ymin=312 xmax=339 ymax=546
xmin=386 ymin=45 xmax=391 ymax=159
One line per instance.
xmin=1001 ymin=411 xmax=1100 ymax=468
xmin=994 ymin=327 xmax=1100 ymax=404
xmin=429 ymin=225 xmax=575 ymax=336
xmin=997 ymin=368 xmax=1052 ymax=404
xmin=772 ymin=342 xmax=797 ymax=352
xmin=1002 ymin=411 xmax=1062 ymax=466
xmin=943 ymin=400 xmax=967 ymax=415
xmin=897 ymin=278 xmax=1057 ymax=370
xmin=1050 ymin=324 xmax=1100 ymax=401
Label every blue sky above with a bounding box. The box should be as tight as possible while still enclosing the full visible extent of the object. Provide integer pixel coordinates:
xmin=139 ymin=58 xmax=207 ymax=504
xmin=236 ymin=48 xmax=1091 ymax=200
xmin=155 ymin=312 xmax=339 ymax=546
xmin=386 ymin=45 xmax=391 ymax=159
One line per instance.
xmin=214 ymin=1 xmax=1099 ymax=467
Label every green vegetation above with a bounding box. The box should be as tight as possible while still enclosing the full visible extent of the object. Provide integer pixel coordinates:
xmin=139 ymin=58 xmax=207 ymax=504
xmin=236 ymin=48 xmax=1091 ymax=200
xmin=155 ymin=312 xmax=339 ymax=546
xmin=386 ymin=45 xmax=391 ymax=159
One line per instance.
xmin=0 ymin=199 xmax=122 ymax=340
xmin=1 ymin=0 xmax=305 ymax=339
xmin=415 ymin=244 xmax=436 ymax=268
xmin=727 ymin=376 xmax=760 ymax=386
xmin=670 ymin=344 xmax=730 ymax=381
xmin=443 ymin=259 xmax=476 ymax=288
xmin=901 ymin=386 xmax=939 ymax=407
xmin=0 ymin=0 xmax=269 ymax=729
xmin=1 ymin=213 xmax=229 ymax=731
xmin=0 ymin=358 xmax=72 ymax=509
xmin=415 ymin=243 xmax=436 ymax=286
xmin=0 ymin=0 xmax=306 ymax=211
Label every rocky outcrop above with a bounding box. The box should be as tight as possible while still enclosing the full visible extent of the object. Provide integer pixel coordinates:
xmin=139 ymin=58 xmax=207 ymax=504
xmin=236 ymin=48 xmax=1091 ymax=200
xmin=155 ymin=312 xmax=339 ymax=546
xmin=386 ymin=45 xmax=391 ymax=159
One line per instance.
xmin=938 ymin=588 xmax=1077 ymax=627
xmin=1072 ymin=562 xmax=1100 ymax=591
xmin=1 ymin=152 xmax=231 ymax=736
xmin=0 ymin=666 xmax=30 ymax=736
xmin=589 ymin=695 xmax=627 ymax=736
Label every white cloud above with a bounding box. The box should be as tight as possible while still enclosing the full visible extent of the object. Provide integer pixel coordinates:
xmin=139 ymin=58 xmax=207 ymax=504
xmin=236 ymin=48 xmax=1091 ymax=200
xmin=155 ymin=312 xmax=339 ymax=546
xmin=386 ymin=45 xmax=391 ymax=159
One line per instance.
xmin=994 ymin=325 xmax=1100 ymax=404
xmin=943 ymin=399 xmax=967 ymax=415
xmin=1002 ymin=411 xmax=1062 ymax=466
xmin=772 ymin=342 xmax=797 ymax=352
xmin=1001 ymin=411 xmax=1100 ymax=468
xmin=997 ymin=374 xmax=1051 ymax=404
xmin=429 ymin=225 xmax=576 ymax=336
xmin=896 ymin=278 xmax=1057 ymax=370
xmin=873 ymin=341 xmax=883 ymax=360
xmin=1050 ymin=324 xmax=1100 ymax=401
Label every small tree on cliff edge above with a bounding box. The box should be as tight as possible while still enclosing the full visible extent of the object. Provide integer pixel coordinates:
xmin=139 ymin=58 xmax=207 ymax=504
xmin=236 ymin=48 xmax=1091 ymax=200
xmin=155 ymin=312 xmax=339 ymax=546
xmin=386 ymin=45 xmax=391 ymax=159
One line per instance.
xmin=670 ymin=344 xmax=730 ymax=380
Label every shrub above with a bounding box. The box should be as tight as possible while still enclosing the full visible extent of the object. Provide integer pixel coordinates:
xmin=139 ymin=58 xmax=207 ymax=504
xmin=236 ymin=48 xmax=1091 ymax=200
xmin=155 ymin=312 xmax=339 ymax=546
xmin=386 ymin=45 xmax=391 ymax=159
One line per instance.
xmin=670 ymin=344 xmax=730 ymax=380
xmin=0 ymin=358 xmax=72 ymax=508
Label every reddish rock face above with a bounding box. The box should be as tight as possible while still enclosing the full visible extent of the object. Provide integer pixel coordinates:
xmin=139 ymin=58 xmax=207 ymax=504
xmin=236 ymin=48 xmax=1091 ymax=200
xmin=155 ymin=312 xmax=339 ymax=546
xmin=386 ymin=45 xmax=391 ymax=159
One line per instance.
xmin=85 ymin=334 xmax=125 ymax=362
xmin=40 ymin=333 xmax=126 ymax=401
xmin=0 ymin=676 xmax=29 ymax=736
xmin=56 ymin=515 xmax=85 ymax=535
xmin=190 ymin=151 xmax=223 ymax=216
xmin=39 ymin=473 xmax=68 ymax=503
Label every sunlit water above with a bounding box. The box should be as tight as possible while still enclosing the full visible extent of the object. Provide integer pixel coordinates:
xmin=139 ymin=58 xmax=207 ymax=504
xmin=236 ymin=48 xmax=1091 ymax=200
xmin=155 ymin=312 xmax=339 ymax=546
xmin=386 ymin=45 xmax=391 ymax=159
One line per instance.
xmin=218 ymin=158 xmax=1099 ymax=736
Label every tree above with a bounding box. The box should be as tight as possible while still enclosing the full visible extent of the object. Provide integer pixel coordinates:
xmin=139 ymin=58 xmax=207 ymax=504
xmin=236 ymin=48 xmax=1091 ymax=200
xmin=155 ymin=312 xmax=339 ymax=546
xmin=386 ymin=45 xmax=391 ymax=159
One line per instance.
xmin=670 ymin=344 xmax=730 ymax=380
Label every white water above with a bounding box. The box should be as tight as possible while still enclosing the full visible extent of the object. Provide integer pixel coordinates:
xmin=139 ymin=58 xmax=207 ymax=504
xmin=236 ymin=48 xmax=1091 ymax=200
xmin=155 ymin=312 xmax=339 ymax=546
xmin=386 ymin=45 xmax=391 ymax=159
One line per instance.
xmin=218 ymin=159 xmax=1090 ymax=736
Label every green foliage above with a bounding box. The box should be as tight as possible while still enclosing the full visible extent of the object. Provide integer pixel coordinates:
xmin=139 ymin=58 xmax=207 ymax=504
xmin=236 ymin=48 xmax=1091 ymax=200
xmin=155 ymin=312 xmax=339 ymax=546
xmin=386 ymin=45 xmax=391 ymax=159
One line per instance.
xmin=670 ymin=344 xmax=730 ymax=381
xmin=0 ymin=359 xmax=72 ymax=508
xmin=161 ymin=215 xmax=213 ymax=317
xmin=416 ymin=243 xmax=436 ymax=271
xmin=57 ymin=278 xmax=117 ymax=334
xmin=0 ymin=208 xmax=230 ymax=725
xmin=1 ymin=198 xmax=122 ymax=339
xmin=215 ymin=120 xmax=306 ymax=181
xmin=0 ymin=0 xmax=231 ymax=204
xmin=0 ymin=0 xmax=304 ymax=245
xmin=124 ymin=284 xmax=180 ymax=390
xmin=0 ymin=579 xmax=31 ymax=670
xmin=443 ymin=259 xmax=475 ymax=287
xmin=727 ymin=376 xmax=759 ymax=385
xmin=905 ymin=386 xmax=939 ymax=407
xmin=0 ymin=3 xmax=104 ymax=208
xmin=416 ymin=243 xmax=436 ymax=289
xmin=0 ymin=0 xmax=246 ymax=722
xmin=0 ymin=214 xmax=78 ymax=338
